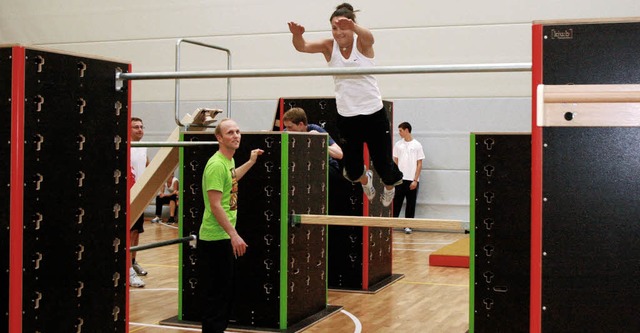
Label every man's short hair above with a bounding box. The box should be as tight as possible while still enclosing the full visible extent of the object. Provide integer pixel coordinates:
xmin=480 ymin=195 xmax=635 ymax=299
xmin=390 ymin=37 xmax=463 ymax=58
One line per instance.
xmin=214 ymin=118 xmax=234 ymax=137
xmin=282 ymin=107 xmax=308 ymax=125
xmin=398 ymin=122 xmax=412 ymax=133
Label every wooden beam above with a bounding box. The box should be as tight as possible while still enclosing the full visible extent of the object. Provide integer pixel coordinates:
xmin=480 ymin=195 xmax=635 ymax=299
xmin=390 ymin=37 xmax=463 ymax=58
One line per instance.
xmin=290 ymin=214 xmax=467 ymax=232
xmin=538 ymin=84 xmax=640 ymax=127
xmin=542 ymin=84 xmax=640 ymax=104
xmin=129 ymin=111 xmax=210 ymax=226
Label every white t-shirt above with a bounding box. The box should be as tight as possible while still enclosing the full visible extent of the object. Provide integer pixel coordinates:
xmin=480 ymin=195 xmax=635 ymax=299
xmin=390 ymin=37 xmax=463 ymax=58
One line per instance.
xmin=130 ymin=147 xmax=147 ymax=181
xmin=162 ymin=177 xmax=179 ymax=195
xmin=393 ymin=139 xmax=425 ymax=181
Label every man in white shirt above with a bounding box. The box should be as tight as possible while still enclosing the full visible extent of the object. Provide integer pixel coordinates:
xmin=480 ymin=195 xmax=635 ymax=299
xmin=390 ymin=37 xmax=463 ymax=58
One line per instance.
xmin=130 ymin=117 xmax=149 ymax=287
xmin=393 ymin=122 xmax=425 ymax=234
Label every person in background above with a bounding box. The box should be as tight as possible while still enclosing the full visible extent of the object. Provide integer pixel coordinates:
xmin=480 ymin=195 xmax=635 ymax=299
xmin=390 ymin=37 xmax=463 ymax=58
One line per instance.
xmin=283 ymin=107 xmax=353 ymax=214
xmin=130 ymin=117 xmax=148 ymax=286
xmin=282 ymin=107 xmax=343 ymax=169
xmin=151 ymin=172 xmax=179 ymax=224
xmin=198 ymin=118 xmax=264 ymax=333
xmin=288 ymin=2 xmax=403 ymax=207
xmin=393 ymin=122 xmax=425 ymax=234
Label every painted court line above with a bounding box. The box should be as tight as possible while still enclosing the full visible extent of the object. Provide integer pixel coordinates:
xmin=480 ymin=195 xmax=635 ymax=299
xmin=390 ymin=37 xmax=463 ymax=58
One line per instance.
xmin=130 ymin=322 xmax=201 ymax=331
xmin=340 ymin=309 xmax=363 ymax=333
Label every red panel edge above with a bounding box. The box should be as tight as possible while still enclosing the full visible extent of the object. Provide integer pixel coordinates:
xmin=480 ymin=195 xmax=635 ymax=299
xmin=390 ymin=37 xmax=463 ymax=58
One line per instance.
xmin=362 ymin=144 xmax=370 ymax=290
xmin=125 ymin=63 xmax=133 ymax=331
xmin=530 ymin=23 xmax=544 ymax=333
xmin=9 ymin=46 xmax=25 ymax=333
xmin=278 ymin=98 xmax=285 ymax=130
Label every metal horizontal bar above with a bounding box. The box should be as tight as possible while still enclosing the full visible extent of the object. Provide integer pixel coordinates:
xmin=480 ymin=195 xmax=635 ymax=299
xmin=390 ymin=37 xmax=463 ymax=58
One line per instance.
xmin=131 ymin=141 xmax=219 ymax=147
xmin=130 ymin=235 xmax=197 ymax=252
xmin=118 ymin=63 xmax=531 ymax=81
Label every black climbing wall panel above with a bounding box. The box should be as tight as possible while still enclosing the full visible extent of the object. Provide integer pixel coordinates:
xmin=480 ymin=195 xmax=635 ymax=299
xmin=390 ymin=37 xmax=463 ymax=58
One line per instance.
xmin=535 ymin=21 xmax=640 ymax=332
xmin=471 ymin=133 xmax=530 ymax=333
xmin=180 ymin=132 xmax=328 ymax=330
xmin=3 ymin=46 xmax=129 ymax=332
xmin=275 ymin=98 xmax=393 ymax=291
xmin=0 ymin=47 xmax=12 ymax=333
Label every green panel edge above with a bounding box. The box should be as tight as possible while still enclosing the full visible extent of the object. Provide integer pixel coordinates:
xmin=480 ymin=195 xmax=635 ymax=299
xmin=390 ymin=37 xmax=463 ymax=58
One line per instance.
xmin=280 ymin=132 xmax=289 ymax=329
xmin=469 ymin=133 xmax=476 ymax=333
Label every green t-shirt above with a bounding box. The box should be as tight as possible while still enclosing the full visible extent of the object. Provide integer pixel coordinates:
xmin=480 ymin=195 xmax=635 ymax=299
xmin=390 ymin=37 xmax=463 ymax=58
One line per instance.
xmin=199 ymin=151 xmax=237 ymax=241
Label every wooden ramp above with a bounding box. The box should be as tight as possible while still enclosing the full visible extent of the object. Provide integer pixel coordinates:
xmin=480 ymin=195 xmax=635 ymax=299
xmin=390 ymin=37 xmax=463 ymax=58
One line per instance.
xmin=429 ymin=236 xmax=469 ymax=268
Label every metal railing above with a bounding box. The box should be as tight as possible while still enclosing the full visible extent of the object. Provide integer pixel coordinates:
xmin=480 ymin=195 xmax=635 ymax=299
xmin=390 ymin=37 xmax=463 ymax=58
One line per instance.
xmin=119 ymin=62 xmax=531 ymax=81
xmin=131 ymin=141 xmax=219 ymax=147
xmin=175 ymin=39 xmax=232 ymax=127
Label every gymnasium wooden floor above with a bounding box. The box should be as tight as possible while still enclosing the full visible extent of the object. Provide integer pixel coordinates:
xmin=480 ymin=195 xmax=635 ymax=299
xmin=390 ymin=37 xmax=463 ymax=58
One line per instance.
xmin=129 ymin=219 xmax=469 ymax=333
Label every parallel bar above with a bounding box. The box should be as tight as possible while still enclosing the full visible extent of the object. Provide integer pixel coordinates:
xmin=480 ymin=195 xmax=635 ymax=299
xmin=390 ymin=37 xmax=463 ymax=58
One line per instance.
xmin=118 ymin=63 xmax=532 ymax=81
xmin=130 ymin=235 xmax=197 ymax=252
xmin=131 ymin=141 xmax=219 ymax=147
xmin=290 ymin=214 xmax=467 ymax=232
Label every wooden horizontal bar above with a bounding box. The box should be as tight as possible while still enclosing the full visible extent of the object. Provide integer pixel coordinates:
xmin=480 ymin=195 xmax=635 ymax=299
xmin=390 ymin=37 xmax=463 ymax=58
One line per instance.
xmin=290 ymin=214 xmax=467 ymax=232
xmin=540 ymin=103 xmax=640 ymax=127
xmin=538 ymin=84 xmax=640 ymax=127
xmin=541 ymin=84 xmax=640 ymax=103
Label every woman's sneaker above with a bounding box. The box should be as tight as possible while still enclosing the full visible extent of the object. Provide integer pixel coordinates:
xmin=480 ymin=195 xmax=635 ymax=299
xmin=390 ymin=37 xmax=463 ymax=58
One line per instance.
xmin=381 ymin=187 xmax=395 ymax=207
xmin=362 ymin=170 xmax=376 ymax=201
xmin=151 ymin=216 xmax=161 ymax=223
xmin=129 ymin=267 xmax=145 ymax=288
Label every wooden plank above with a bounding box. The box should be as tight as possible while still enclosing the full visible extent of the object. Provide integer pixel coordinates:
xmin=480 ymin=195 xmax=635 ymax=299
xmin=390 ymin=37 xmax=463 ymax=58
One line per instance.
xmin=538 ymin=84 xmax=640 ymax=127
xmin=542 ymin=84 xmax=640 ymax=103
xmin=291 ymin=214 xmax=466 ymax=232
xmin=129 ymin=112 xmax=209 ymax=226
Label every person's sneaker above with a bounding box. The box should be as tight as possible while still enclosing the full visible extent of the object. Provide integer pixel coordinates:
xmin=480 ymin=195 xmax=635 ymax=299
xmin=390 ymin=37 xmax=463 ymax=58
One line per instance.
xmin=362 ymin=170 xmax=376 ymax=201
xmin=404 ymin=227 xmax=413 ymax=234
xmin=132 ymin=261 xmax=147 ymax=276
xmin=167 ymin=216 xmax=176 ymax=224
xmin=151 ymin=216 xmax=161 ymax=223
xmin=381 ymin=187 xmax=395 ymax=207
xmin=129 ymin=267 xmax=145 ymax=288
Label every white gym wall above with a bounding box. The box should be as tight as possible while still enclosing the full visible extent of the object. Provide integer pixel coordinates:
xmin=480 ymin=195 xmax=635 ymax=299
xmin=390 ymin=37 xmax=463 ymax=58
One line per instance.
xmin=1 ymin=0 xmax=638 ymax=221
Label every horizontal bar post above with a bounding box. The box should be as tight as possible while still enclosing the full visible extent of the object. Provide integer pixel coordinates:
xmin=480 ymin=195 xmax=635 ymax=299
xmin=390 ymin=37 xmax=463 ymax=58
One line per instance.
xmin=290 ymin=214 xmax=467 ymax=232
xmin=118 ymin=63 xmax=531 ymax=81
xmin=131 ymin=141 xmax=219 ymax=147
xmin=130 ymin=235 xmax=197 ymax=252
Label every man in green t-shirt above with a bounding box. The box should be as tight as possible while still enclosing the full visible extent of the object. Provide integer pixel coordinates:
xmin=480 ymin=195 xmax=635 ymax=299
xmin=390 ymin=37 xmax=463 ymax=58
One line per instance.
xmin=198 ymin=118 xmax=263 ymax=333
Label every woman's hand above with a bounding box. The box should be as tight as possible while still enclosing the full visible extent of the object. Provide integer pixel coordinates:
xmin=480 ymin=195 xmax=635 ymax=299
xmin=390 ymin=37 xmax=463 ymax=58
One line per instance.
xmin=288 ymin=22 xmax=305 ymax=36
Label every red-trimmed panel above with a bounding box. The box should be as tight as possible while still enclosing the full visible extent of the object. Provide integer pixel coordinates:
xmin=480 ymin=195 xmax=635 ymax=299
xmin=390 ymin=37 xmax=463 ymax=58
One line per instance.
xmin=530 ymin=23 xmax=544 ymax=333
xmin=9 ymin=45 xmax=25 ymax=333
xmin=362 ymin=144 xmax=371 ymax=290
xmin=125 ymin=63 xmax=133 ymax=331
xmin=278 ymin=98 xmax=285 ymax=130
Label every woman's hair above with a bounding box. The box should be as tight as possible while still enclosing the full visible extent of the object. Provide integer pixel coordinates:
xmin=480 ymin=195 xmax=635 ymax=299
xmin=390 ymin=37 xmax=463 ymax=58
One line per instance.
xmin=330 ymin=3 xmax=358 ymax=23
